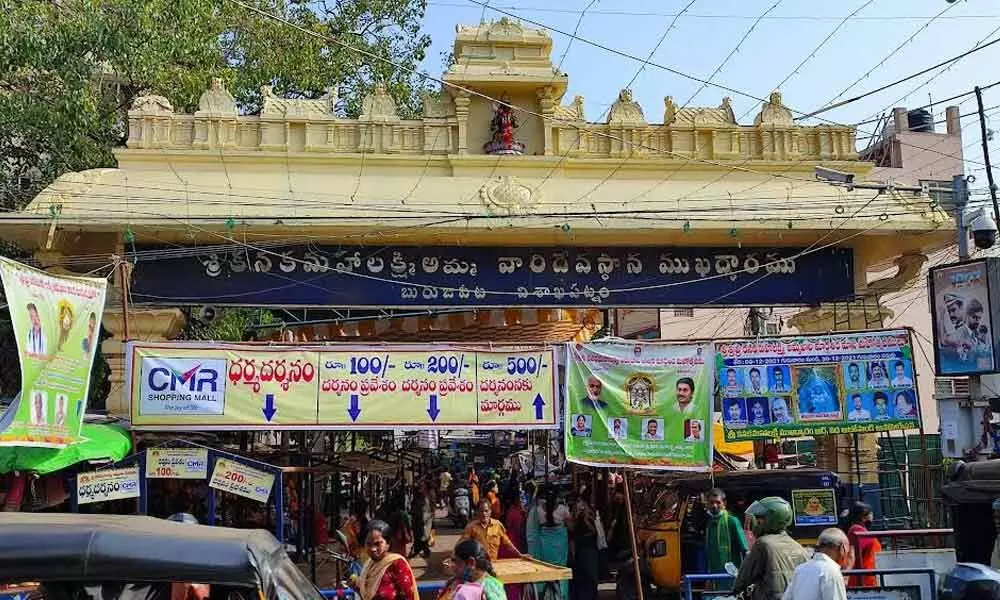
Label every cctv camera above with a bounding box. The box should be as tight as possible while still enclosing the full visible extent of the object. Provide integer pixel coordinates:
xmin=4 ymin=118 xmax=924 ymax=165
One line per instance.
xmin=970 ymin=208 xmax=998 ymax=250
xmin=814 ymin=166 xmax=855 ymax=188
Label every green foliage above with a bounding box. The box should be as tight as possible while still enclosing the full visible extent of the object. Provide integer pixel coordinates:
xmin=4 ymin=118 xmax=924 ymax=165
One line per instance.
xmin=0 ymin=0 xmax=432 ymax=210
xmin=181 ymin=308 xmax=276 ymax=341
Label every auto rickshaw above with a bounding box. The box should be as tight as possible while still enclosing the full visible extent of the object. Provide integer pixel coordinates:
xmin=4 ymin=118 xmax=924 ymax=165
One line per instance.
xmin=632 ymin=469 xmax=846 ymax=594
xmin=0 ymin=513 xmax=324 ymax=600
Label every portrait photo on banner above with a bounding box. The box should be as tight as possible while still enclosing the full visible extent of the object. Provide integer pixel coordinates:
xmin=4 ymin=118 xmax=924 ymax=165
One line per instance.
xmin=564 ymin=342 xmax=713 ymax=470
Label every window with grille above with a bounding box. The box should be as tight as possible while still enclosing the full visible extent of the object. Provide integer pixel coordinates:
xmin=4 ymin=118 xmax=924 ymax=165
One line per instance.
xmin=673 ymin=308 xmax=694 ymax=317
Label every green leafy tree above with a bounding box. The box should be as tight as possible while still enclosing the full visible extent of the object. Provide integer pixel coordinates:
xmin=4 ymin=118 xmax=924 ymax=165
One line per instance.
xmin=0 ymin=0 xmax=430 ymax=397
xmin=180 ymin=308 xmax=275 ymax=342
xmin=1 ymin=0 xmax=432 ymax=211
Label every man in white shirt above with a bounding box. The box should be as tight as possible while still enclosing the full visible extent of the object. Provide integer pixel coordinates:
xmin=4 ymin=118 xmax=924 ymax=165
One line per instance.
xmin=746 ymin=367 xmax=767 ymax=395
xmin=890 ymin=361 xmax=913 ymax=387
xmin=783 ymin=528 xmax=852 ymax=600
xmin=847 ymin=394 xmax=871 ymax=421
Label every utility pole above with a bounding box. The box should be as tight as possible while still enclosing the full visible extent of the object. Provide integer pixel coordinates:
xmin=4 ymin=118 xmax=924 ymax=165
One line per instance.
xmin=974 ymin=86 xmax=1000 ymax=228
xmin=955 ymin=174 xmax=970 ymax=261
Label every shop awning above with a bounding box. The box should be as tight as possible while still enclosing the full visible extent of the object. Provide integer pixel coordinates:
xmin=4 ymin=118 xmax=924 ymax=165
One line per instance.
xmin=0 ymin=423 xmax=132 ymax=475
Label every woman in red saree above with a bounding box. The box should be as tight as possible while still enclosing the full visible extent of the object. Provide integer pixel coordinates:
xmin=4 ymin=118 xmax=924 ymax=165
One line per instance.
xmin=847 ymin=502 xmax=882 ymax=588
xmin=500 ymin=491 xmax=528 ymax=600
xmin=355 ymin=520 xmax=419 ymax=600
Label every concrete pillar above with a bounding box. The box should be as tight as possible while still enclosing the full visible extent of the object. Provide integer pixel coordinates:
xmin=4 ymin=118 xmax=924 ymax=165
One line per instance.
xmin=101 ymin=304 xmax=186 ymax=417
xmin=893 ymin=107 xmax=909 ymax=133
xmin=945 ymin=105 xmax=961 ymax=137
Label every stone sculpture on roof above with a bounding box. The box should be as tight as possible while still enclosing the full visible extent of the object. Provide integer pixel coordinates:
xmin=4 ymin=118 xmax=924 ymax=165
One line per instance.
xmin=608 ymin=89 xmax=646 ymax=126
xmin=755 ymin=90 xmax=794 ymax=127
xmin=196 ymin=78 xmax=237 ymax=117
xmin=359 ymin=84 xmax=400 ymax=122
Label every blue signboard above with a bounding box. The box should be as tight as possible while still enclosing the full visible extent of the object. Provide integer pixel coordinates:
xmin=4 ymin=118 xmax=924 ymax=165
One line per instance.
xmin=129 ymin=245 xmax=854 ymax=307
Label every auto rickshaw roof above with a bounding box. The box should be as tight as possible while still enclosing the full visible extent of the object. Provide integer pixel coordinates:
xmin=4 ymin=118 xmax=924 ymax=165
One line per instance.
xmin=942 ymin=459 xmax=1000 ymax=504
xmin=0 ymin=512 xmax=315 ymax=597
xmin=650 ymin=468 xmax=840 ymax=494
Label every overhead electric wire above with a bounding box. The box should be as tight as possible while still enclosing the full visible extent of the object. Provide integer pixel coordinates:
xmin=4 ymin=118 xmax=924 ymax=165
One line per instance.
xmin=813 ymin=1 xmax=960 ymax=112
xmin=222 ymin=0 xmax=835 ymax=189
xmin=523 ymin=0 xmax=699 ymax=199
xmin=427 ymin=2 xmax=1000 ymax=21
xmin=803 ymin=34 xmax=1000 ymax=119
xmin=871 ymin=24 xmax=1000 ymax=120
xmin=461 ymin=0 xmax=994 ymax=170
xmin=737 ymin=0 xmax=877 ymax=122
xmin=564 ymin=0 xmax=789 ymax=210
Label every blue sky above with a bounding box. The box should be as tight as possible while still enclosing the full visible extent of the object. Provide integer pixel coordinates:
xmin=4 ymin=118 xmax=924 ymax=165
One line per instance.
xmin=415 ymin=0 xmax=1000 ymax=177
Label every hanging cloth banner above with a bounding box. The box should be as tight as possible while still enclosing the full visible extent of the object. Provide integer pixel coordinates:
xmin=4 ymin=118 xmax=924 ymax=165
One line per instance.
xmin=127 ymin=342 xmax=558 ymax=430
xmin=564 ymin=342 xmax=714 ymax=471
xmin=715 ymin=329 xmax=921 ymax=441
xmin=0 ymin=257 xmax=108 ymax=448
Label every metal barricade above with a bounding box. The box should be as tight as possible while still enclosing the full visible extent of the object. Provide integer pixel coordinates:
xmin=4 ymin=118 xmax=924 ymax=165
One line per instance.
xmin=681 ymin=568 xmax=938 ymax=600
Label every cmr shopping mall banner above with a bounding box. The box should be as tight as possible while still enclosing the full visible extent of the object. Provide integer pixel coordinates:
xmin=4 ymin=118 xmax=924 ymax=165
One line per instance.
xmin=716 ymin=330 xmax=921 ymax=441
xmin=564 ymin=342 xmax=714 ymax=471
xmin=126 ymin=342 xmax=557 ymax=430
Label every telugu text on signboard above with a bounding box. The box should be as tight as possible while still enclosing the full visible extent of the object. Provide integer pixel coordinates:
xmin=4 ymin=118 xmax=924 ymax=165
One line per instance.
xmin=564 ymin=342 xmax=713 ymax=471
xmin=146 ymin=448 xmax=210 ymax=479
xmin=128 ymin=342 xmax=557 ymax=430
xmin=716 ymin=330 xmax=921 ymax=441
xmin=209 ymin=458 xmax=274 ymax=503
xmin=77 ymin=467 xmax=140 ymax=505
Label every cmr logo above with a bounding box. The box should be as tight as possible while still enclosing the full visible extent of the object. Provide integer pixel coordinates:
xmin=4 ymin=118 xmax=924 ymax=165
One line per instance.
xmin=139 ymin=357 xmax=227 ymax=416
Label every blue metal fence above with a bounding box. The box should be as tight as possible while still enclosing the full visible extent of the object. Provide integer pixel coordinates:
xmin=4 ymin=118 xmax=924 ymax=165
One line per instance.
xmin=682 ymin=568 xmax=938 ymax=600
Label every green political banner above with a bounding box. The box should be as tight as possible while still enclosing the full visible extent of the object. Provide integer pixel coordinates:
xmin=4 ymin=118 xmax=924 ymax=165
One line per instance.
xmin=0 ymin=257 xmax=107 ymax=447
xmin=565 ymin=342 xmax=713 ymax=470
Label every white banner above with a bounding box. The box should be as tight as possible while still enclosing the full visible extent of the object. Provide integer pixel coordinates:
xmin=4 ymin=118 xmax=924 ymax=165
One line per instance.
xmin=77 ymin=467 xmax=140 ymax=505
xmin=146 ymin=448 xmax=209 ymax=479
xmin=209 ymin=458 xmax=274 ymax=503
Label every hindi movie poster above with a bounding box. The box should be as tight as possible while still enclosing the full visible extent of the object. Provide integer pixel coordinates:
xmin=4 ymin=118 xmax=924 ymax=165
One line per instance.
xmin=930 ymin=260 xmax=1000 ymax=375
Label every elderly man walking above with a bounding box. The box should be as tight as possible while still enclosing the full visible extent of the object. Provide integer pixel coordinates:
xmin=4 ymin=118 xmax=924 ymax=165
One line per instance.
xmin=783 ymin=528 xmax=853 ymax=600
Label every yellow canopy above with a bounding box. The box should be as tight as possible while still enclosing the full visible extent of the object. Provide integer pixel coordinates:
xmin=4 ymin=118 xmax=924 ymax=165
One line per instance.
xmin=714 ymin=422 xmax=753 ymax=455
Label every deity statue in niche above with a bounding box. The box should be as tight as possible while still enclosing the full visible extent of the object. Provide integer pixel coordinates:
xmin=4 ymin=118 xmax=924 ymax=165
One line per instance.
xmin=484 ymin=93 xmax=526 ymax=155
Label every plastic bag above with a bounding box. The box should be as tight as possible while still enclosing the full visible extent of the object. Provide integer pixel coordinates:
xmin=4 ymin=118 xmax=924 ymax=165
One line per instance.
xmin=595 ymin=512 xmax=608 ymax=550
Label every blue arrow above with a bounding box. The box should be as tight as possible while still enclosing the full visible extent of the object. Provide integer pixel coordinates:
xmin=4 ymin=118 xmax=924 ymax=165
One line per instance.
xmin=262 ymin=394 xmax=277 ymax=422
xmin=533 ymin=394 xmax=546 ymax=420
xmin=347 ymin=394 xmax=362 ymax=422
xmin=427 ymin=394 xmax=440 ymax=422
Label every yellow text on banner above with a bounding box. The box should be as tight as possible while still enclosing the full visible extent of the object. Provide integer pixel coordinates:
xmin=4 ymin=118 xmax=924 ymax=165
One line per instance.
xmin=146 ymin=448 xmax=210 ymax=479
xmin=209 ymin=458 xmax=274 ymax=503
xmin=77 ymin=467 xmax=140 ymax=505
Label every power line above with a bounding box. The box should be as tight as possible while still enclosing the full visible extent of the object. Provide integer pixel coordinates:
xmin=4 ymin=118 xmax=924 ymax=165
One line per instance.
xmin=223 ymin=0 xmax=828 ymax=189
xmin=816 ymin=2 xmax=960 ymax=109
xmin=737 ymin=0 xmax=877 ymax=122
xmin=460 ymin=0 xmax=993 ymax=170
xmin=427 ymin=3 xmax=1000 ymax=21
xmin=803 ymin=31 xmax=1000 ymax=119
xmin=871 ymin=23 xmax=1000 ymax=120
